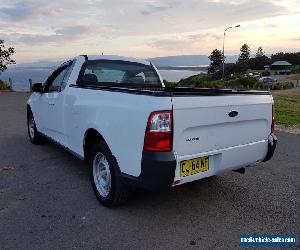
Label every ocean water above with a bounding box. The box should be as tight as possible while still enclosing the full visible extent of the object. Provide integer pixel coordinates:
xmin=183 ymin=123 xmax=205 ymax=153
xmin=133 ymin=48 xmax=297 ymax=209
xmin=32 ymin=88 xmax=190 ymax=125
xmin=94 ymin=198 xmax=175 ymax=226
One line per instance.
xmin=0 ymin=67 xmax=54 ymax=91
xmin=0 ymin=67 xmax=205 ymax=91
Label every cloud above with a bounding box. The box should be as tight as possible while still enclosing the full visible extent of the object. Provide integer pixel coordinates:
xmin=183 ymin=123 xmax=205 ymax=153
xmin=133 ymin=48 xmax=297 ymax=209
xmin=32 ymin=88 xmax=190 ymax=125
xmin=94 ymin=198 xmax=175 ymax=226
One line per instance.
xmin=0 ymin=2 xmax=37 ymax=21
xmin=0 ymin=0 xmax=298 ymax=61
xmin=5 ymin=25 xmax=103 ymax=45
xmin=55 ymin=26 xmax=93 ymax=36
xmin=141 ymin=2 xmax=175 ymax=16
xmin=149 ymin=32 xmax=223 ymax=53
xmin=0 ymin=1 xmax=65 ymax=25
xmin=188 ymin=33 xmax=222 ymax=41
xmin=266 ymin=24 xmax=278 ymax=28
xmin=94 ymin=0 xmax=291 ymax=36
xmin=0 ymin=0 xmax=292 ymax=36
xmin=40 ymin=6 xmax=64 ymax=17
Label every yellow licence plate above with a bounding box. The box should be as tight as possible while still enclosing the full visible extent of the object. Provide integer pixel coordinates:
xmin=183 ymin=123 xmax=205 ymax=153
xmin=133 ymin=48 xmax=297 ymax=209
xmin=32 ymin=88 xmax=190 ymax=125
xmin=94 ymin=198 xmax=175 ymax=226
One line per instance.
xmin=180 ymin=156 xmax=209 ymax=177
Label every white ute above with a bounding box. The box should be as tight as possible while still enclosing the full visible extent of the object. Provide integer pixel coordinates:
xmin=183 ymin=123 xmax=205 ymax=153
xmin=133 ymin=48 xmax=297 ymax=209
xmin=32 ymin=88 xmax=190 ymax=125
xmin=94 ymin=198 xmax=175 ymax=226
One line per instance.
xmin=27 ymin=55 xmax=277 ymax=206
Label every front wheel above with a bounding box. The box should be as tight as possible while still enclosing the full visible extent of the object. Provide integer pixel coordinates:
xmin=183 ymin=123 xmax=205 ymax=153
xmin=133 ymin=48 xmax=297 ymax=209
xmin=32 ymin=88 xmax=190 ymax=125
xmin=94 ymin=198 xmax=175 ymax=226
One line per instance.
xmin=90 ymin=142 xmax=132 ymax=206
xmin=27 ymin=110 xmax=44 ymax=144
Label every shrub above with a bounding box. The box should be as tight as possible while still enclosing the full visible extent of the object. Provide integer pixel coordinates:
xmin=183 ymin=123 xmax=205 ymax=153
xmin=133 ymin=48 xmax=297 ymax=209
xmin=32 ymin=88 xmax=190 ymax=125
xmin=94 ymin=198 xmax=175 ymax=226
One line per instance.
xmin=235 ymin=77 xmax=262 ymax=89
xmin=0 ymin=80 xmax=11 ymax=90
xmin=179 ymin=75 xmax=211 ymax=87
xmin=271 ymin=82 xmax=294 ymax=90
xmin=178 ymin=75 xmax=263 ymax=90
xmin=291 ymin=65 xmax=300 ymax=74
xmin=261 ymin=71 xmax=271 ymax=76
xmin=163 ymin=80 xmax=177 ymax=88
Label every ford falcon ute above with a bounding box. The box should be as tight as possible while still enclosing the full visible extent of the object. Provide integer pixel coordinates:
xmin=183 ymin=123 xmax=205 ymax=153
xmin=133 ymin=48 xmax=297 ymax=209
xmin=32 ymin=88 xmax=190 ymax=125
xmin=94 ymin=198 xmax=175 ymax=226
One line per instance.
xmin=27 ymin=55 xmax=277 ymax=206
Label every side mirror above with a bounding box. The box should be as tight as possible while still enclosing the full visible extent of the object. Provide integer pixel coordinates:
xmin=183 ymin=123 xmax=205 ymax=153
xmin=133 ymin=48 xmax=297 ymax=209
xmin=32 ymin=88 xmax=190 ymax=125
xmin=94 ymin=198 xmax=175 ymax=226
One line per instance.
xmin=32 ymin=83 xmax=43 ymax=93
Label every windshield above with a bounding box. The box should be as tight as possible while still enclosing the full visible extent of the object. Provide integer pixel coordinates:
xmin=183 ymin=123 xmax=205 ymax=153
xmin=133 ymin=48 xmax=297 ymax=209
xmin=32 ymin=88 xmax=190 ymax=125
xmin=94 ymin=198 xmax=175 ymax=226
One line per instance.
xmin=77 ymin=60 xmax=162 ymax=87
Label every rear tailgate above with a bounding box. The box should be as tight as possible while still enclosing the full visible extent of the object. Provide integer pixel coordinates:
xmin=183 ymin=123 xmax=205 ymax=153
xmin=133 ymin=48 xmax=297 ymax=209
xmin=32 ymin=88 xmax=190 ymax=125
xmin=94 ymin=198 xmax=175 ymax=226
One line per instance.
xmin=172 ymin=93 xmax=273 ymax=182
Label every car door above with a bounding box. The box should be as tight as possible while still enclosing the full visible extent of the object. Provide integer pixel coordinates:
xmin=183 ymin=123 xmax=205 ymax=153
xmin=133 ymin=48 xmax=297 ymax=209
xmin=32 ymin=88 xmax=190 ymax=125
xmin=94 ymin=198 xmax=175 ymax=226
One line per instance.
xmin=39 ymin=62 xmax=72 ymax=145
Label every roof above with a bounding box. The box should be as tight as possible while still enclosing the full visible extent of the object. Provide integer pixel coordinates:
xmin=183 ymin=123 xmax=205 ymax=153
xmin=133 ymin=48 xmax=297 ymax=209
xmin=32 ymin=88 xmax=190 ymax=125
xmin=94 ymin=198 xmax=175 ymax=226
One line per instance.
xmin=75 ymin=55 xmax=151 ymax=65
xmin=271 ymin=61 xmax=292 ymax=66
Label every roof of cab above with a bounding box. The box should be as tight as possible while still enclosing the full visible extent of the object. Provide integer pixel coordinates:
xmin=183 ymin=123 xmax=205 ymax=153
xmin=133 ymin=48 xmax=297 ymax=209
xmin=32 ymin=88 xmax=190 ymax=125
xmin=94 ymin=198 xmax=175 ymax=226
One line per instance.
xmin=75 ymin=55 xmax=151 ymax=66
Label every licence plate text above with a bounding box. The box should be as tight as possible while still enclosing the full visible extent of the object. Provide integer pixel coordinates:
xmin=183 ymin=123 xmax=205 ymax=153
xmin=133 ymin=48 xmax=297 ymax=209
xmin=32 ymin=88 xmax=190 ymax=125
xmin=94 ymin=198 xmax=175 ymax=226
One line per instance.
xmin=180 ymin=156 xmax=209 ymax=177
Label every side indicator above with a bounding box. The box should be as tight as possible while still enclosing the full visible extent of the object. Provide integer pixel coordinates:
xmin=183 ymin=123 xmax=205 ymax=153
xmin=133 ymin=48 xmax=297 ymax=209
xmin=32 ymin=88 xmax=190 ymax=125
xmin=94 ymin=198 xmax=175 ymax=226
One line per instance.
xmin=228 ymin=110 xmax=239 ymax=117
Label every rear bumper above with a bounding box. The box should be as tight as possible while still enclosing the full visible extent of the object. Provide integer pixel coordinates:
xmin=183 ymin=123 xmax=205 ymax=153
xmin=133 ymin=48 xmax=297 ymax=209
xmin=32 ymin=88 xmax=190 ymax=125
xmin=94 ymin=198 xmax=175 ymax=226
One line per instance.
xmin=262 ymin=133 xmax=277 ymax=162
xmin=121 ymin=134 xmax=277 ymax=190
xmin=120 ymin=150 xmax=177 ymax=190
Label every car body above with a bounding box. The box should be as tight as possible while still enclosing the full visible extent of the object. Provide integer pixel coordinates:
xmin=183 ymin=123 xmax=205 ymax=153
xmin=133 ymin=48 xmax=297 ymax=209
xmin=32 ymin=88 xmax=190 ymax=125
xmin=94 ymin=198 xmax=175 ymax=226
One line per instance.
xmin=259 ymin=77 xmax=277 ymax=85
xmin=252 ymin=72 xmax=261 ymax=78
xmin=278 ymin=69 xmax=291 ymax=75
xmin=27 ymin=55 xmax=277 ymax=206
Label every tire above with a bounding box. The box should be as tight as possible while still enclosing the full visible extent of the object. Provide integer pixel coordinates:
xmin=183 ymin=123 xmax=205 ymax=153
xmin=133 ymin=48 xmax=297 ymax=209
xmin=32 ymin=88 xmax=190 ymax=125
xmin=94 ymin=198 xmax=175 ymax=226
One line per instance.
xmin=27 ymin=109 xmax=44 ymax=144
xmin=89 ymin=141 xmax=131 ymax=206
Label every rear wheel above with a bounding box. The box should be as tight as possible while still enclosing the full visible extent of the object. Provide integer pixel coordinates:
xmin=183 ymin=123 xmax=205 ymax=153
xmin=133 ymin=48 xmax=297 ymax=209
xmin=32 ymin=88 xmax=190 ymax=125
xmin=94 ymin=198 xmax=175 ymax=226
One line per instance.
xmin=89 ymin=142 xmax=131 ymax=206
xmin=27 ymin=110 xmax=44 ymax=144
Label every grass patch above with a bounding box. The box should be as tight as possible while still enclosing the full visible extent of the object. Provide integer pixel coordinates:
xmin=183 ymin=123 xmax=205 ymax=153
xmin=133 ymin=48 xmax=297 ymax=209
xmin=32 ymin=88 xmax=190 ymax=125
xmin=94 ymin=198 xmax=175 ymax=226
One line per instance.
xmin=273 ymin=90 xmax=300 ymax=126
xmin=287 ymin=73 xmax=300 ymax=81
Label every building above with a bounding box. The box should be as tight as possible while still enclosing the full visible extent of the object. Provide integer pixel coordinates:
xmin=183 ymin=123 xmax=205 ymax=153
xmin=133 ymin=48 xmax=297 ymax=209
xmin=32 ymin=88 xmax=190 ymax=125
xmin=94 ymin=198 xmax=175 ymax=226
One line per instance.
xmin=271 ymin=61 xmax=292 ymax=70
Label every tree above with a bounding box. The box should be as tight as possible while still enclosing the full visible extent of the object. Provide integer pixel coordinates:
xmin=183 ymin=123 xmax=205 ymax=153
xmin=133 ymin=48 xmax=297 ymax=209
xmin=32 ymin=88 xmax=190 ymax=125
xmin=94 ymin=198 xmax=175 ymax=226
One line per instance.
xmin=238 ymin=43 xmax=250 ymax=64
xmin=208 ymin=49 xmax=224 ymax=74
xmin=271 ymin=52 xmax=300 ymax=65
xmin=0 ymin=40 xmax=15 ymax=72
xmin=256 ymin=46 xmax=264 ymax=57
xmin=249 ymin=46 xmax=270 ymax=70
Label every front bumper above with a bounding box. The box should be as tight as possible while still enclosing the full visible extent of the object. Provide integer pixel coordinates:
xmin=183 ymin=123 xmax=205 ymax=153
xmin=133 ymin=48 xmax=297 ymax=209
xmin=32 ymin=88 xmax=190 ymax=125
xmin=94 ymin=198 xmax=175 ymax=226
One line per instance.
xmin=262 ymin=133 xmax=278 ymax=162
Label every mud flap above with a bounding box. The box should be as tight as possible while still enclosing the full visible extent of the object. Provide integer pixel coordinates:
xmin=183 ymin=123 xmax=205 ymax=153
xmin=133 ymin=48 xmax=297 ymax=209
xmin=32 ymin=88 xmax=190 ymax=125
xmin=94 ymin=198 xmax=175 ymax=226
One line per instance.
xmin=263 ymin=133 xmax=277 ymax=162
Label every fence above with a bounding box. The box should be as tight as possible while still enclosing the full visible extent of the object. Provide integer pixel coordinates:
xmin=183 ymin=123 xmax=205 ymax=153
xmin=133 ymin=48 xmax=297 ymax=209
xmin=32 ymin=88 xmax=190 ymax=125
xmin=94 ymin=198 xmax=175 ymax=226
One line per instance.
xmin=8 ymin=78 xmax=33 ymax=92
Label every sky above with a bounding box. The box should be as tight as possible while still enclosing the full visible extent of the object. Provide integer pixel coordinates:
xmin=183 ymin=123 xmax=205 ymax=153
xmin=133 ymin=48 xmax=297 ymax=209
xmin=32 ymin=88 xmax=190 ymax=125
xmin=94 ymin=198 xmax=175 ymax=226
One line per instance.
xmin=0 ymin=0 xmax=299 ymax=63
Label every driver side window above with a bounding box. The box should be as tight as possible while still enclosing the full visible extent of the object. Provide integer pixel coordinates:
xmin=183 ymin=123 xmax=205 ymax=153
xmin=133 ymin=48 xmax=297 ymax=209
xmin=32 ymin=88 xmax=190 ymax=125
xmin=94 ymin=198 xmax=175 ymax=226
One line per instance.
xmin=47 ymin=67 xmax=69 ymax=92
xmin=48 ymin=68 xmax=67 ymax=92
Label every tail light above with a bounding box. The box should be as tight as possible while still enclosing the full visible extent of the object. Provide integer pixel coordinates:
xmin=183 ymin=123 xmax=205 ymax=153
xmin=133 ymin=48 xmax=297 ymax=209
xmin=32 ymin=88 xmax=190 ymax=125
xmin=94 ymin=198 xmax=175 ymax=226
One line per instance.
xmin=144 ymin=110 xmax=173 ymax=152
xmin=271 ymin=104 xmax=275 ymax=134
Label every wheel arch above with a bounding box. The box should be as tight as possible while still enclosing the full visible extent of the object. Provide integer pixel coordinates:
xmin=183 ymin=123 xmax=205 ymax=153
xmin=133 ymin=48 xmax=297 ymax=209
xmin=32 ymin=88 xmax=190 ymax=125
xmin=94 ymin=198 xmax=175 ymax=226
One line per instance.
xmin=83 ymin=128 xmax=110 ymax=161
xmin=27 ymin=104 xmax=32 ymax=118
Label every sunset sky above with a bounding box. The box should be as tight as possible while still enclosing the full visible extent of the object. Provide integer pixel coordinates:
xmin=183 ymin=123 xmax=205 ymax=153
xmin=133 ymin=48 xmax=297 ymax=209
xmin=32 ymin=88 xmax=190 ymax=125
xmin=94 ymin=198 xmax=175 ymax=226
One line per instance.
xmin=0 ymin=0 xmax=299 ymax=63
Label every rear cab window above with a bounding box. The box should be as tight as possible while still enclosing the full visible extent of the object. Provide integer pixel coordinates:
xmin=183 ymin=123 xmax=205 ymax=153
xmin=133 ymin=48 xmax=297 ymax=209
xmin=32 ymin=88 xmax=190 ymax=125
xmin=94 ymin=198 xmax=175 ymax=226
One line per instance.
xmin=76 ymin=60 xmax=162 ymax=87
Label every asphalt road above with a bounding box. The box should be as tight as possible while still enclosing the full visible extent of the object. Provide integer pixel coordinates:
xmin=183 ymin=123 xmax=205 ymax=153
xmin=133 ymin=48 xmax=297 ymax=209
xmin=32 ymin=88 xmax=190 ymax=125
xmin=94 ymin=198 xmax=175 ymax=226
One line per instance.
xmin=0 ymin=92 xmax=299 ymax=250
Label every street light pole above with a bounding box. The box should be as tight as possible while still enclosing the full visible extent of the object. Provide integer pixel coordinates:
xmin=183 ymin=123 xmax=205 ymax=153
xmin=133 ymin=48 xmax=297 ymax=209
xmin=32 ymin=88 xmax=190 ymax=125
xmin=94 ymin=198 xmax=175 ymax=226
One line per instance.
xmin=222 ymin=25 xmax=240 ymax=79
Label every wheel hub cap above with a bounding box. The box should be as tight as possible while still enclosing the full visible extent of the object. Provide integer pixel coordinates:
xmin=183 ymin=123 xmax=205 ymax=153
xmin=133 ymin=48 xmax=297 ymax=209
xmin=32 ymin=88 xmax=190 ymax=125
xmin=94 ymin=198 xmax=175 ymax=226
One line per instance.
xmin=28 ymin=116 xmax=35 ymax=139
xmin=93 ymin=152 xmax=111 ymax=198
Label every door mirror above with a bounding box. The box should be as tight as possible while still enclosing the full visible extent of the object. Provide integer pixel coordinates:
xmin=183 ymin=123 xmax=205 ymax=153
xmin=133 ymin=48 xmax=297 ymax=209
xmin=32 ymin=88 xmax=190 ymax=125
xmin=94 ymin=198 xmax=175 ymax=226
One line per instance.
xmin=32 ymin=83 xmax=43 ymax=93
